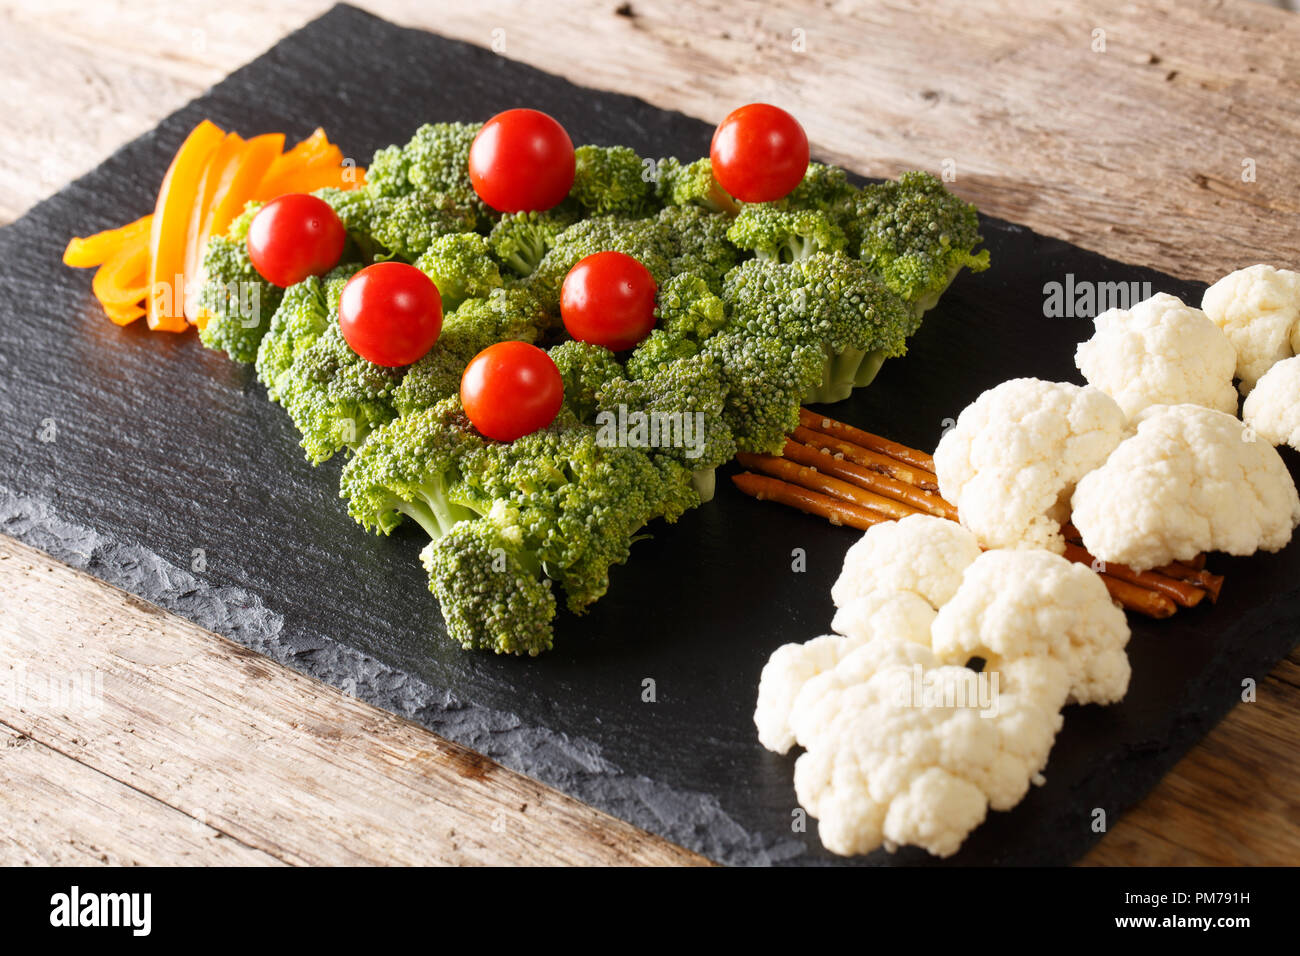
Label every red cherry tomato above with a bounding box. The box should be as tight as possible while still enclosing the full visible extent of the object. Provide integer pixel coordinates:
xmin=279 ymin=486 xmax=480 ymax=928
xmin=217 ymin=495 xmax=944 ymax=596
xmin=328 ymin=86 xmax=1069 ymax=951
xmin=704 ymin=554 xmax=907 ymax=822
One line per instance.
xmin=709 ymin=103 xmax=810 ymax=203
xmin=468 ymin=109 xmax=575 ymax=213
xmin=461 ymin=342 xmax=564 ymax=442
xmin=246 ymin=193 xmax=346 ymax=288
xmin=559 ymin=251 xmax=658 ymax=352
xmin=338 ymin=262 xmax=442 ymax=367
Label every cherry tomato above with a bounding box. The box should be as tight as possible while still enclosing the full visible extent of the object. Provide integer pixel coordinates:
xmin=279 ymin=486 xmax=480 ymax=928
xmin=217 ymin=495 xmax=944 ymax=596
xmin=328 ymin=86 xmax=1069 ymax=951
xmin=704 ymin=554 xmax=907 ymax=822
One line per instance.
xmin=559 ymin=251 xmax=658 ymax=352
xmin=246 ymin=193 xmax=346 ymax=288
xmin=469 ymin=109 xmax=575 ymax=213
xmin=461 ymin=342 xmax=564 ymax=442
xmin=709 ymin=103 xmax=810 ymax=203
xmin=338 ymin=262 xmax=442 ymax=368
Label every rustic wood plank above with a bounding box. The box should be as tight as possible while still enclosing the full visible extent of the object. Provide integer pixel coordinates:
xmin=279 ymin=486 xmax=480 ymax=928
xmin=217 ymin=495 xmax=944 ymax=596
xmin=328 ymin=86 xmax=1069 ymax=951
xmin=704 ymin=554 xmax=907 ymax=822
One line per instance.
xmin=2 ymin=0 xmax=1299 ymax=865
xmin=0 ymin=722 xmax=282 ymax=865
xmin=0 ymin=536 xmax=709 ymax=866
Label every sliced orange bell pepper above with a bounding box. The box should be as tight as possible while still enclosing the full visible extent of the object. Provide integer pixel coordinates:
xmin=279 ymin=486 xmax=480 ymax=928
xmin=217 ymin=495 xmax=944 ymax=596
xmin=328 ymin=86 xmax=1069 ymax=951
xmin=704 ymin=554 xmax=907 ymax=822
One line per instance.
xmin=63 ymin=214 xmax=153 ymax=268
xmin=92 ymin=237 xmax=149 ymax=310
xmin=182 ymin=131 xmax=246 ymax=302
xmin=146 ymin=120 xmax=225 ymax=332
xmin=183 ymin=131 xmax=284 ymax=322
xmin=103 ymin=302 xmax=147 ymax=326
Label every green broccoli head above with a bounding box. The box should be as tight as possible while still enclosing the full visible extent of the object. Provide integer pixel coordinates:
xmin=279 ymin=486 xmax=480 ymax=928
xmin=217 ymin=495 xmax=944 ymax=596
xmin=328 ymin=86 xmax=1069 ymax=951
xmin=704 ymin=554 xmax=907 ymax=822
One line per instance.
xmin=415 ymin=232 xmax=503 ymax=311
xmin=421 ymin=516 xmax=556 ymax=657
xmin=699 ymin=330 xmax=824 ymax=454
xmin=622 ymin=271 xmax=727 ymax=380
xmin=197 ymin=202 xmax=283 ymax=364
xmin=849 ymin=170 xmax=989 ymax=313
xmin=726 ymin=205 xmax=848 ymax=263
xmin=488 ymin=205 xmax=580 ymax=277
xmin=570 ymin=144 xmax=657 ymax=218
xmin=722 ymin=252 xmax=916 ymax=402
xmin=390 ymin=286 xmax=559 ymax=417
xmin=548 ymin=339 xmax=625 ymax=422
xmin=254 ymin=265 xmax=359 ymax=401
xmin=367 ymin=192 xmax=480 ymax=261
xmin=531 ymin=213 xmax=675 ymax=307
xmin=339 ymin=397 xmax=483 ymax=537
xmin=779 ymin=162 xmax=858 ymax=215
xmin=657 ymin=204 xmax=739 ymax=291
xmin=274 ymin=322 xmax=405 ymax=464
xmin=367 ymin=122 xmax=482 ymax=198
xmin=652 ymin=157 xmax=739 ymax=215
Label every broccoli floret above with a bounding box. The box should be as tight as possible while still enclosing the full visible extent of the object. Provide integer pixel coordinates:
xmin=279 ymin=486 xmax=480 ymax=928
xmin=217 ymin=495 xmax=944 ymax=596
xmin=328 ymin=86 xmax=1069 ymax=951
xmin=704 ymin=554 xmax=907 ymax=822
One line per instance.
xmin=849 ymin=170 xmax=989 ymax=314
xmin=653 ymin=157 xmax=739 ymax=215
xmin=197 ymin=203 xmax=283 ymax=363
xmin=531 ymin=214 xmax=675 ymax=307
xmin=390 ymin=287 xmax=558 ymax=416
xmin=415 ymin=233 xmax=503 ymax=311
xmin=274 ymin=323 xmax=405 ymax=463
xmin=780 ymin=162 xmax=858 ymax=215
xmin=570 ymin=144 xmax=657 ymax=217
xmin=549 ymin=339 xmax=625 ymax=422
xmin=367 ymin=192 xmax=479 ymax=261
xmin=597 ymin=354 xmax=736 ymax=501
xmin=367 ymin=122 xmax=481 ymax=198
xmin=657 ymin=204 xmax=739 ymax=291
xmin=422 ymin=518 xmax=556 ymax=656
xmin=699 ymin=331 xmax=824 ymax=454
xmin=623 ymin=272 xmax=726 ymax=379
xmin=340 ymin=397 xmax=483 ymax=536
xmin=726 ymin=205 xmax=847 ymax=263
xmin=255 ymin=265 xmax=358 ymax=401
xmin=488 ymin=205 xmax=580 ymax=277
xmin=343 ymin=399 xmax=699 ymax=654
xmin=722 ymin=252 xmax=916 ymax=403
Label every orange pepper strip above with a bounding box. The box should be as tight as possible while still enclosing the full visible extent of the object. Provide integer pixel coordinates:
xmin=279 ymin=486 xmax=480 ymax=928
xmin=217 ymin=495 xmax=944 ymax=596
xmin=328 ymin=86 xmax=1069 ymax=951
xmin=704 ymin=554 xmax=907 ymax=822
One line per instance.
xmin=103 ymin=302 xmax=147 ymax=326
xmin=182 ymin=132 xmax=245 ymax=306
xmin=92 ymin=237 xmax=149 ymax=310
xmin=183 ymin=132 xmax=284 ymax=322
xmin=146 ymin=120 xmax=225 ymax=332
xmin=63 ymin=214 xmax=153 ymax=268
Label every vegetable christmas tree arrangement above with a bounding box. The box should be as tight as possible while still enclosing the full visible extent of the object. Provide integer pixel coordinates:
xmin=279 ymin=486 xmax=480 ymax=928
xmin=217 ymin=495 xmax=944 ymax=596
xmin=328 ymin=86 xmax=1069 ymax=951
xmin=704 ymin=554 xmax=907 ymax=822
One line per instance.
xmin=64 ymin=103 xmax=990 ymax=656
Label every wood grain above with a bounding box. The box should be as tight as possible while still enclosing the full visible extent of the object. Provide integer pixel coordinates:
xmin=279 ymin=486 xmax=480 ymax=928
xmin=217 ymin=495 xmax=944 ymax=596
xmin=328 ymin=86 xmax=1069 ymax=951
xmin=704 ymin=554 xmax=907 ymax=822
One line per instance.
xmin=0 ymin=537 xmax=708 ymax=866
xmin=1 ymin=0 xmax=1298 ymax=865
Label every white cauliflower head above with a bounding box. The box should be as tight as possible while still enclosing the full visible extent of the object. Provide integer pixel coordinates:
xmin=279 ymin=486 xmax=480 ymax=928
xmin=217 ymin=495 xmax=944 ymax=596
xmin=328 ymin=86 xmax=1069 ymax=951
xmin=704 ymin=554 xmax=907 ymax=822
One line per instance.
xmin=1074 ymin=292 xmax=1237 ymax=419
xmin=1243 ymin=355 xmax=1300 ymax=451
xmin=933 ymin=378 xmax=1128 ymax=553
xmin=1072 ymin=403 xmax=1300 ymax=570
xmin=753 ymin=635 xmax=855 ymax=755
xmin=831 ymin=590 xmax=937 ymax=646
xmin=791 ymin=647 xmax=1067 ymax=857
xmin=830 ymin=514 xmax=981 ymax=610
xmin=931 ymin=549 xmax=1131 ymax=706
xmin=1201 ymin=264 xmax=1300 ymax=394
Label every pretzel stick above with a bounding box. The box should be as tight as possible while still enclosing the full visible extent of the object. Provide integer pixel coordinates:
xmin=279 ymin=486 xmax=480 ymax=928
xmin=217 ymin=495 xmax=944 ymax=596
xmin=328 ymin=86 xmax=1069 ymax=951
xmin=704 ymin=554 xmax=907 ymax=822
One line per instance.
xmin=791 ymin=426 xmax=940 ymax=491
xmin=735 ymin=453 xmax=921 ymax=520
xmin=731 ymin=473 xmax=887 ymax=531
xmin=781 ymin=439 xmax=959 ymax=520
xmin=1061 ymin=543 xmax=1206 ymax=609
xmin=1094 ymin=574 xmax=1179 ymax=618
xmin=799 ymin=408 xmax=937 ymax=472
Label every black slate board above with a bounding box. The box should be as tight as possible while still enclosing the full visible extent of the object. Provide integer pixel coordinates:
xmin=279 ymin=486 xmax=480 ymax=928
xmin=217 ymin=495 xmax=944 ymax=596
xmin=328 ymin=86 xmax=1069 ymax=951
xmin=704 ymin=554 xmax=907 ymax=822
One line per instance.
xmin=2 ymin=4 xmax=1297 ymax=866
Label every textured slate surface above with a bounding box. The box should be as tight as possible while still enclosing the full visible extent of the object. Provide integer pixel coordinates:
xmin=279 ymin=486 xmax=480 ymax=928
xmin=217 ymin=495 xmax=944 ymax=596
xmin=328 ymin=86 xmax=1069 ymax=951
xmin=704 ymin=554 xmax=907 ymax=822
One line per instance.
xmin=2 ymin=4 xmax=1296 ymax=865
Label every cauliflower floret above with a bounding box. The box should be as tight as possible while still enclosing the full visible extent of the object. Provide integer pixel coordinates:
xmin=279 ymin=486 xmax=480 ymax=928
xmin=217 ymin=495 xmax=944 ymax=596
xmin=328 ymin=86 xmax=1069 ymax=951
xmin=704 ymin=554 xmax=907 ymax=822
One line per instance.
xmin=754 ymin=635 xmax=854 ymax=755
xmin=1201 ymin=264 xmax=1300 ymax=394
xmin=931 ymin=549 xmax=1131 ymax=706
xmin=792 ymin=650 xmax=1067 ymax=857
xmin=1074 ymin=293 xmax=1237 ymax=419
xmin=1072 ymin=403 xmax=1300 ymax=570
xmin=933 ymin=379 xmax=1127 ymax=553
xmin=830 ymin=514 xmax=981 ymax=610
xmin=831 ymin=590 xmax=937 ymax=646
xmin=1243 ymin=355 xmax=1300 ymax=451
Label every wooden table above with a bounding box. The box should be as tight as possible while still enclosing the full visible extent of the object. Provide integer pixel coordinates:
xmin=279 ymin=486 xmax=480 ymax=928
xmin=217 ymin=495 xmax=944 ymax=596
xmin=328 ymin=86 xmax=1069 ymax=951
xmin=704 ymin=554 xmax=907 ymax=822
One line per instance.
xmin=2 ymin=0 xmax=1298 ymax=866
